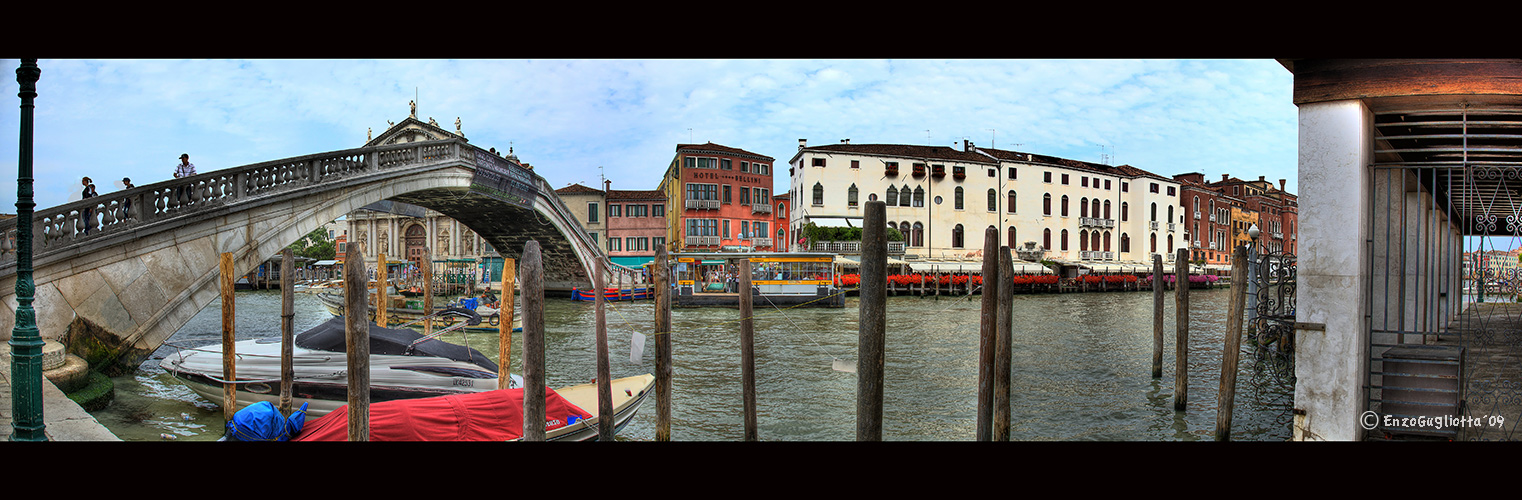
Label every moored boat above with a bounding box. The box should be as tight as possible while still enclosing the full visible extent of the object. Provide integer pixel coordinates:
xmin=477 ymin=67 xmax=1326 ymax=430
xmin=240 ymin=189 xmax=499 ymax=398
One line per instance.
xmin=159 ymin=315 xmax=521 ymax=417
xmin=571 ymin=286 xmax=651 ymax=302
xmin=316 ymin=291 xmax=519 ymax=334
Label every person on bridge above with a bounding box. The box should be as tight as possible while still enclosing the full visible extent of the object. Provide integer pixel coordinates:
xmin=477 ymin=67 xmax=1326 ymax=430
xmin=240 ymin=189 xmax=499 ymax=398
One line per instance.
xmin=173 ymin=153 xmax=197 ymax=205
xmin=81 ymin=177 xmax=98 ymax=234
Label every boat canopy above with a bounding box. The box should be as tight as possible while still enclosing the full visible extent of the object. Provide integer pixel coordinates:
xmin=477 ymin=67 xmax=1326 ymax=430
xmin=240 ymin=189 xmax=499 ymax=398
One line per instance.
xmin=294 ymin=316 xmax=499 ymax=373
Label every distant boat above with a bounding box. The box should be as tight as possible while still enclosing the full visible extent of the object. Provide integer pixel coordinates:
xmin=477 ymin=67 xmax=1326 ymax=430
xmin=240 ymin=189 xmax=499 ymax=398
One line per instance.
xmin=571 ymin=286 xmax=651 ymax=302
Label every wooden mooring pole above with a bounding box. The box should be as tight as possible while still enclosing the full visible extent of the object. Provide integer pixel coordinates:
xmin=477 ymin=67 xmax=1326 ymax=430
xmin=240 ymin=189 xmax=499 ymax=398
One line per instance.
xmin=976 ymin=227 xmax=999 ymax=441
xmin=994 ymin=246 xmax=1014 ymax=441
xmin=498 ymin=257 xmax=516 ymax=389
xmin=653 ymin=246 xmax=673 ymax=441
xmin=739 ymin=258 xmax=758 ymax=441
xmin=1152 ymin=254 xmax=1164 ymax=378
xmin=376 ymin=253 xmax=388 ymax=328
xmin=594 ymin=262 xmax=614 ymax=441
xmin=343 ymin=241 xmax=370 ymax=441
xmin=521 ymin=240 xmax=547 ymax=441
xmin=1174 ymin=248 xmax=1190 ymax=411
xmin=279 ymin=249 xmax=294 ymax=415
xmin=857 ymin=201 xmax=887 ymax=441
xmin=423 ymin=249 xmax=433 ymax=338
xmin=219 ymin=252 xmax=237 ymax=422
xmin=1216 ymin=245 xmax=1249 ymax=440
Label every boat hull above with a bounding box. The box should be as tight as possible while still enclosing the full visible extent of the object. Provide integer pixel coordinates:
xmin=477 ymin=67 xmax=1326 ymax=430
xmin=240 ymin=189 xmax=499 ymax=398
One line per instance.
xmin=316 ymin=292 xmax=519 ymax=333
xmin=571 ymin=287 xmax=651 ymax=302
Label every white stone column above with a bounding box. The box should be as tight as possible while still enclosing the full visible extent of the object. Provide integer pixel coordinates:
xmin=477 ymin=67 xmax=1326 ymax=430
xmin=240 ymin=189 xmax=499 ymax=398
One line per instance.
xmin=1294 ymin=99 xmax=1375 ymax=441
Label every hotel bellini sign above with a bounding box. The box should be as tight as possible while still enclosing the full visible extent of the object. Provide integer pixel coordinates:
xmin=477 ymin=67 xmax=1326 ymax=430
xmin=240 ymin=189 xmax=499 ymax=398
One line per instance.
xmin=470 ymin=149 xmax=538 ymax=209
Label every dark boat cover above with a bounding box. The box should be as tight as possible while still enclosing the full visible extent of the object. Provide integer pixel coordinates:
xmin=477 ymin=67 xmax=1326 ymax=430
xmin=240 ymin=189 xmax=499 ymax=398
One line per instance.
xmin=293 ymin=387 xmax=592 ymax=441
xmin=294 ymin=316 xmax=498 ymax=373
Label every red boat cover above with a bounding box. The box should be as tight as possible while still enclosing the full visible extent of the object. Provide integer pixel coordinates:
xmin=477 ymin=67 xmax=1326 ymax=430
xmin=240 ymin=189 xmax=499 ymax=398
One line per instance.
xmin=294 ymin=387 xmax=593 ymax=441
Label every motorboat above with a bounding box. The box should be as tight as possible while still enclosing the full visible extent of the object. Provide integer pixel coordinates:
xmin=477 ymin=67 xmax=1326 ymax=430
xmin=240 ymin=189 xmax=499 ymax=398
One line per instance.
xmin=316 ymin=291 xmax=519 ymax=334
xmin=291 ymin=374 xmax=656 ymax=441
xmin=160 ymin=313 xmax=521 ymax=417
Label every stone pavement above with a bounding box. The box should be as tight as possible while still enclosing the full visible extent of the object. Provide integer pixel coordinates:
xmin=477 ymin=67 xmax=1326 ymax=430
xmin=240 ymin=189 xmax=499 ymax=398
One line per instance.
xmin=0 ymin=355 xmax=121 ymax=441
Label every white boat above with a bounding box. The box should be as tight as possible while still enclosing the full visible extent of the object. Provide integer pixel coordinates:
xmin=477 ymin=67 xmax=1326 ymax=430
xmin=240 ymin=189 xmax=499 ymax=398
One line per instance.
xmin=160 ymin=315 xmax=521 ymax=417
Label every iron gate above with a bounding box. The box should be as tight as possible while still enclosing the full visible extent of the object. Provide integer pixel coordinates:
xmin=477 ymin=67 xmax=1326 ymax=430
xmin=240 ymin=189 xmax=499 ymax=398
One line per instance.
xmin=1366 ymin=105 xmax=1522 ymax=441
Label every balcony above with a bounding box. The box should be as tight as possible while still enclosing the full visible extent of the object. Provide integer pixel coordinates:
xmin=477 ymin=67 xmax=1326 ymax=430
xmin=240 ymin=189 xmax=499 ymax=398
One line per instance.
xmin=685 ymin=199 xmax=720 ymax=210
xmin=1194 ymin=211 xmax=1201 ymax=220
xmin=1150 ymin=221 xmax=1159 ymax=230
xmin=1167 ymin=223 xmax=1175 ymax=233
xmin=1081 ymin=217 xmax=1116 ymax=228
xmin=752 ymin=203 xmax=772 ymax=214
xmin=885 ymin=165 xmax=899 ymax=177
xmin=687 ymin=236 xmax=721 ymax=246
xmin=753 ymin=239 xmax=772 ymax=248
xmin=912 ymin=163 xmax=926 ymax=178
xmin=953 ymin=166 xmax=965 ymax=180
xmin=810 ymin=240 xmax=906 ymax=255
xmin=1209 ymin=214 xmax=1217 ymax=222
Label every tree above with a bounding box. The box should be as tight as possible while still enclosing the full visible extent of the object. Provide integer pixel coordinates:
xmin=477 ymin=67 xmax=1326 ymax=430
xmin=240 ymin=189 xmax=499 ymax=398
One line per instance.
xmin=287 ymin=227 xmax=336 ymax=261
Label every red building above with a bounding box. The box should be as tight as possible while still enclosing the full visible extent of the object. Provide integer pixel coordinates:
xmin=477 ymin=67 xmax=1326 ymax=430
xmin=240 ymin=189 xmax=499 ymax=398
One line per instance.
xmin=1174 ymin=172 xmax=1298 ymax=269
xmin=658 ymin=142 xmax=776 ymax=252
xmin=603 ymin=179 xmax=667 ymax=268
xmin=773 ymin=193 xmax=791 ymax=251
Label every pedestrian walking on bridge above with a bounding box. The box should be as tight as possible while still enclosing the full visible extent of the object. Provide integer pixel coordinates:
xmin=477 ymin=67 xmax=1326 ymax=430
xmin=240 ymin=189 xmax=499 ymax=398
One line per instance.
xmin=173 ymin=153 xmax=196 ymax=205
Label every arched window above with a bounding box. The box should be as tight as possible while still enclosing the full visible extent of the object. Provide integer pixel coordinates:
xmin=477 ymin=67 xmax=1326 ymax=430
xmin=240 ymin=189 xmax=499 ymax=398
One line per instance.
xmin=1193 ymin=196 xmax=1200 ymax=213
xmin=886 ymin=186 xmax=898 ymax=206
xmin=1043 ymin=193 xmax=1052 ymax=215
xmin=913 ymin=186 xmax=925 ymax=207
xmin=1150 ymin=233 xmax=1157 ymax=253
xmin=1167 ymin=234 xmax=1174 ymax=254
xmin=1167 ymin=205 xmax=1174 ymax=224
xmin=812 ymin=182 xmax=824 ymax=206
xmin=952 ymin=224 xmax=964 ymax=248
xmin=1091 ymin=231 xmax=1099 ymax=253
xmin=1061 ymin=229 xmax=1069 ymax=251
xmin=848 ymin=184 xmax=858 ymax=207
xmin=1043 ymin=228 xmax=1051 ymax=250
xmin=1091 ymin=199 xmax=1100 ymax=220
xmin=900 ymin=185 xmax=912 ymax=207
xmin=1150 ymin=202 xmax=1157 ymax=222
xmin=1008 ymin=226 xmax=1017 ymax=248
xmin=912 ymin=222 xmax=924 ymax=247
xmin=1061 ymin=195 xmax=1069 ymax=217
xmin=1122 ymin=202 xmax=1129 ymax=222
xmin=1103 ymin=231 xmax=1111 ymax=252
xmin=1080 ymin=229 xmax=1089 ymax=251
xmin=1120 ymin=233 xmax=1129 ymax=253
xmin=1080 ymin=197 xmax=1089 ymax=218
xmin=1104 ymin=200 xmax=1111 ymax=220
xmin=888 ymin=221 xmax=898 ymax=231
xmin=954 ymin=186 xmax=964 ymax=210
xmin=1007 ymin=190 xmax=1017 ymax=213
xmin=988 ymin=189 xmax=997 ymax=211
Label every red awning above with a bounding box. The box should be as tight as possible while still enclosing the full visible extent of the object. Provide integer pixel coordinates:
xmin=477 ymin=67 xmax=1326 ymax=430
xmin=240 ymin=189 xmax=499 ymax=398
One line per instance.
xmin=294 ymin=387 xmax=593 ymax=441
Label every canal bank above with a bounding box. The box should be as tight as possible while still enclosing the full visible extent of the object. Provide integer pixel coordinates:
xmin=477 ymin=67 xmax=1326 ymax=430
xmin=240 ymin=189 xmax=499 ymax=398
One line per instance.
xmin=0 ymin=356 xmax=120 ymax=441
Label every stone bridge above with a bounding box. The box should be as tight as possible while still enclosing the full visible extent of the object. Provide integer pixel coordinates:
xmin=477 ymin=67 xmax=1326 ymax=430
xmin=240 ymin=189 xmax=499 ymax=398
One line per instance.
xmin=0 ymin=138 xmax=632 ymax=373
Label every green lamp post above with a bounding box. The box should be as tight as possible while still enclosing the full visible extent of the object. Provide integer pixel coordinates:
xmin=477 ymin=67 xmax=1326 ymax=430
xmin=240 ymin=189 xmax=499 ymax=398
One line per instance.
xmin=10 ymin=58 xmax=46 ymax=441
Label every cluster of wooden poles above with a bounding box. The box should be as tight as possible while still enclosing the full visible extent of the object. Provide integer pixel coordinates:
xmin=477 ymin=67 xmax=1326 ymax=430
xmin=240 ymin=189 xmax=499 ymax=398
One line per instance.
xmin=1150 ymin=245 xmax=1254 ymax=441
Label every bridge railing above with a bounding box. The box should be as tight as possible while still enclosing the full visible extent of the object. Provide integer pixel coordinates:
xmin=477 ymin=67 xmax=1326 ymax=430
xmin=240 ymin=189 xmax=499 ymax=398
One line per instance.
xmin=525 ymin=174 xmax=637 ymax=285
xmin=0 ymin=139 xmax=468 ymax=270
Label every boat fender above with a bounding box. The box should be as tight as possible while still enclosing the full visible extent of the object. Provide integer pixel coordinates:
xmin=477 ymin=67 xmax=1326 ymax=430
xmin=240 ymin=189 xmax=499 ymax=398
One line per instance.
xmin=488 ymin=313 xmax=499 ymax=327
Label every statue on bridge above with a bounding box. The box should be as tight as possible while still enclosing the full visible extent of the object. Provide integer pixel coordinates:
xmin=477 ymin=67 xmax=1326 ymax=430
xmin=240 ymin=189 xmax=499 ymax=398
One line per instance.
xmin=410 ymin=100 xmax=417 ymax=118
xmin=455 ymin=117 xmax=462 ymax=137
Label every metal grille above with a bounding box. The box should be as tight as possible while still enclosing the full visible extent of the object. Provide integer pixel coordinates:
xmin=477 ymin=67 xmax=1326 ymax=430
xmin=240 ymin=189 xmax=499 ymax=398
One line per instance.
xmin=1367 ymin=104 xmax=1522 ymax=440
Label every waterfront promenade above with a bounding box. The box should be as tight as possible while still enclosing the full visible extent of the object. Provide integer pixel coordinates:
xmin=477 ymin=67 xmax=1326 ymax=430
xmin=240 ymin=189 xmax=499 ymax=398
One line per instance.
xmin=0 ymin=357 xmax=120 ymax=441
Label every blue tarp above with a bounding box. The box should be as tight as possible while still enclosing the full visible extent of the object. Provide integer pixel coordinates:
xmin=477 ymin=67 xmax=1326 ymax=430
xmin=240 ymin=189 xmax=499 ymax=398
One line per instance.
xmin=226 ymin=401 xmax=309 ymax=441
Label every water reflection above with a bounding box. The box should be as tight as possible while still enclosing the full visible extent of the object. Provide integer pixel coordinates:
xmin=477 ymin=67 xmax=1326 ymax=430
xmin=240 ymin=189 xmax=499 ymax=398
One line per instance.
xmin=95 ymin=286 xmax=1292 ymax=441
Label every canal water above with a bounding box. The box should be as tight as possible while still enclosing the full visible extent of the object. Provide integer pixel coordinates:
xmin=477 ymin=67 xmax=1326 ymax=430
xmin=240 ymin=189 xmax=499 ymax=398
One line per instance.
xmin=93 ymin=286 xmax=1295 ymax=441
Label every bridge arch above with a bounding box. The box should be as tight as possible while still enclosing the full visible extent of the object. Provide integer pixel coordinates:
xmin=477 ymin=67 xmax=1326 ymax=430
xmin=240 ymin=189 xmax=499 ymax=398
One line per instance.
xmin=0 ymin=138 xmax=626 ymax=373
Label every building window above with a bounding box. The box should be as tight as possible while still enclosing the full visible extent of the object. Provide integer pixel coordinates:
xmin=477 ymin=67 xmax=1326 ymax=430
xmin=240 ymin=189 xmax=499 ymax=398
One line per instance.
xmin=851 ymin=160 xmax=860 ymax=169
xmin=812 ymin=182 xmax=824 ymax=206
xmin=741 ymin=161 xmax=749 ymax=173
xmin=913 ymin=187 xmax=925 ymax=207
xmin=721 ymin=159 xmax=732 ymax=170
xmin=1104 ymin=200 xmax=1111 ymax=219
xmin=1061 ymin=195 xmax=1069 ymax=217
xmin=608 ymin=204 xmax=621 ymax=218
xmin=1167 ymin=186 xmax=1176 ymax=196
xmin=988 ymin=189 xmax=997 ymax=212
xmin=1081 ymin=197 xmax=1089 ymax=218
xmin=1122 ymin=182 xmax=1129 ymax=192
xmin=1122 ymin=202 xmax=1129 ymax=221
xmin=686 ymin=183 xmax=717 ymax=201
xmin=1151 ymin=202 xmax=1157 ymax=222
xmin=1150 ymin=183 xmax=1160 ymax=193
xmin=900 ymin=185 xmax=912 ymax=207
xmin=685 ymin=157 xmax=719 ymax=169
xmin=1008 ymin=226 xmax=1017 ymax=248
xmin=1044 ymin=171 xmax=1052 ymax=183
xmin=988 ymin=168 xmax=996 ymax=178
xmin=1061 ymin=174 xmax=1070 ymax=185
xmin=740 ymin=186 xmax=751 ymax=205
xmin=849 ymin=184 xmax=859 ymax=207
xmin=1061 ymin=229 xmax=1069 ymax=251
xmin=1043 ymin=228 xmax=1051 ymax=250
xmin=723 ymin=185 xmax=732 ymax=204
xmin=1080 ymin=229 xmax=1089 ymax=251
xmin=954 ymin=186 xmax=964 ymax=210
xmin=723 ymin=219 xmax=730 ymax=238
xmin=812 ymin=158 xmax=826 ymax=167
xmin=886 ymin=186 xmax=899 ymax=206
xmin=588 ymin=202 xmax=599 ymax=223
xmin=912 ymin=222 xmax=924 ymax=247
xmin=1121 ymin=233 xmax=1129 ymax=253
xmin=1007 ymin=190 xmax=1016 ymax=213
xmin=609 ymin=237 xmax=621 ymax=252
xmin=756 ymin=164 xmax=769 ymax=175
xmin=952 ymin=224 xmax=964 ymax=249
xmin=1043 ymin=193 xmax=1051 ymax=216
xmin=1091 ymin=199 xmax=1100 ymax=220
xmin=653 ymin=237 xmax=665 ymax=248
xmin=1082 ymin=177 xmax=1089 ymax=188
xmin=653 ymin=204 xmax=664 ymax=217
xmin=1104 ymin=179 xmax=1111 ymax=190
xmin=1009 ymin=167 xmax=1017 ymax=179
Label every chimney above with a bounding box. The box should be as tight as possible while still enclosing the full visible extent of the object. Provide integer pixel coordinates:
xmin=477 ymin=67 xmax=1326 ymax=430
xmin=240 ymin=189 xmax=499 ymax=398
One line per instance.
xmin=604 ymin=179 xmax=611 ymax=192
xmin=1259 ymin=175 xmax=1265 ymax=183
xmin=842 ymin=138 xmax=850 ymax=144
xmin=1279 ymin=179 xmax=1287 ymax=191
xmin=1222 ymin=173 xmax=1229 ymax=182
xmin=799 ymin=139 xmax=806 ymax=150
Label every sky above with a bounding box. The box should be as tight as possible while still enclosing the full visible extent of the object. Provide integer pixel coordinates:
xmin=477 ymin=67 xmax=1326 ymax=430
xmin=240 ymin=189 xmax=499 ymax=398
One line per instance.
xmin=0 ymin=59 xmax=1300 ymax=215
